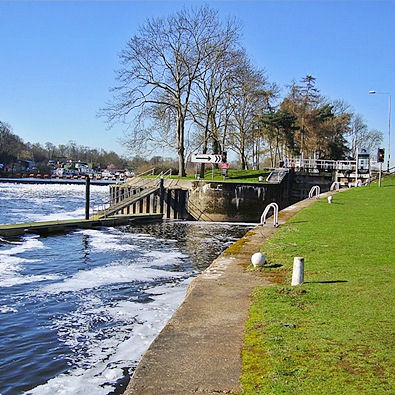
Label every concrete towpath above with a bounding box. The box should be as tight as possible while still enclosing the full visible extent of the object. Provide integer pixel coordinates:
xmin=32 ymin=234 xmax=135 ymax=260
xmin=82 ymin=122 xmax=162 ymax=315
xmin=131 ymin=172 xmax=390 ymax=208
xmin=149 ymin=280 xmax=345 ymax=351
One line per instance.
xmin=125 ymin=193 xmax=333 ymax=394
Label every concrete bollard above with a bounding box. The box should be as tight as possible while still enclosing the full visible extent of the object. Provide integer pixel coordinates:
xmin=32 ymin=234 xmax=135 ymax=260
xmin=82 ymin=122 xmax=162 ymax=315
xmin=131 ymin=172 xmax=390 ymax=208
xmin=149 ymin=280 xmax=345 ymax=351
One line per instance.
xmin=328 ymin=195 xmax=333 ymax=204
xmin=251 ymin=252 xmax=265 ymax=267
xmin=291 ymin=257 xmax=304 ymax=286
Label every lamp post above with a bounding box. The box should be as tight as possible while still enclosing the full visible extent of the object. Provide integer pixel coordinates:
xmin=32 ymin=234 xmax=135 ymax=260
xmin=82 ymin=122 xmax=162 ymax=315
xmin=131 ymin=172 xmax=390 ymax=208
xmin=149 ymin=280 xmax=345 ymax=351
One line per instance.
xmin=369 ymin=90 xmax=391 ymax=172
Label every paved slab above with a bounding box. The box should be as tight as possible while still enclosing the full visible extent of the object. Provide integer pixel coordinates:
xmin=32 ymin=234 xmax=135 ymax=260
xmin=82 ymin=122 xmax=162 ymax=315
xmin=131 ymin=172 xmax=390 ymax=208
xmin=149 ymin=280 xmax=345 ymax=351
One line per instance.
xmin=125 ymin=192 xmax=334 ymax=394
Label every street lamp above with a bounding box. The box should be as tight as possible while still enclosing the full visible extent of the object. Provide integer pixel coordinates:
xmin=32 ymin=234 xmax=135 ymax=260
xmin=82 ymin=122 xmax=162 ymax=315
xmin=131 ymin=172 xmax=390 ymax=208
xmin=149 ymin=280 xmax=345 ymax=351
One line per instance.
xmin=369 ymin=90 xmax=392 ymax=172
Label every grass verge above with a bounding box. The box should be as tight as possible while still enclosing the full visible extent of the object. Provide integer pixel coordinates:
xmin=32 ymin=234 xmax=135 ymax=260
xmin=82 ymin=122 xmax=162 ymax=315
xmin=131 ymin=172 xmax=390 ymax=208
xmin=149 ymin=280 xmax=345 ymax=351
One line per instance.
xmin=163 ymin=169 xmax=270 ymax=182
xmin=242 ymin=176 xmax=395 ymax=394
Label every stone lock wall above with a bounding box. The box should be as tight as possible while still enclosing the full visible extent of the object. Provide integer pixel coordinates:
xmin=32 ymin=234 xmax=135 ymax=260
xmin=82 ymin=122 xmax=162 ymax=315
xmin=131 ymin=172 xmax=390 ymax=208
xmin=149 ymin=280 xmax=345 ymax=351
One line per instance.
xmin=187 ymin=180 xmax=289 ymax=222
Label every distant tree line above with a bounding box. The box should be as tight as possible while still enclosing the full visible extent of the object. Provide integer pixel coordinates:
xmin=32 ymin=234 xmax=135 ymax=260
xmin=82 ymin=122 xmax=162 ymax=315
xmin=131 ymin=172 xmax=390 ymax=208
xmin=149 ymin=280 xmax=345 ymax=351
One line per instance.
xmin=0 ymin=121 xmax=127 ymax=171
xmin=102 ymin=5 xmax=383 ymax=174
xmin=0 ymin=120 xmax=178 ymax=174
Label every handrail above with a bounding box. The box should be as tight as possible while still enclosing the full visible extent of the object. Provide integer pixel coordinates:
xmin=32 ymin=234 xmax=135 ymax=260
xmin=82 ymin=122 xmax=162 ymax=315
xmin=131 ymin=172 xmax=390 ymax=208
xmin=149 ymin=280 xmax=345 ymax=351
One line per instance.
xmin=91 ymin=168 xmax=173 ymax=218
xmin=133 ymin=168 xmax=156 ymax=178
xmin=260 ymin=202 xmax=279 ymax=227
xmin=308 ymin=185 xmax=320 ymax=199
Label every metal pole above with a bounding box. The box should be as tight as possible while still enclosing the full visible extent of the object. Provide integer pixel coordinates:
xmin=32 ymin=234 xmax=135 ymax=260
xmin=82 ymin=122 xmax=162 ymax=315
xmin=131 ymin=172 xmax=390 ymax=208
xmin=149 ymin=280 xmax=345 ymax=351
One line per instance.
xmin=159 ymin=177 xmax=164 ymax=214
xmin=369 ymin=91 xmax=391 ymax=172
xmin=379 ymin=162 xmax=382 ymax=187
xmin=388 ymin=95 xmax=391 ymax=172
xmin=85 ymin=176 xmax=90 ymax=220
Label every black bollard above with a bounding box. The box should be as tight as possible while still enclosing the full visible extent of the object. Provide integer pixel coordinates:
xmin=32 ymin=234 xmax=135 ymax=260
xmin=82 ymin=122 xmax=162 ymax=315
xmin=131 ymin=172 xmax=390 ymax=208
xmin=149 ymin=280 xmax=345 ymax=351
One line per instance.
xmin=85 ymin=176 xmax=90 ymax=220
xmin=159 ymin=177 xmax=164 ymax=214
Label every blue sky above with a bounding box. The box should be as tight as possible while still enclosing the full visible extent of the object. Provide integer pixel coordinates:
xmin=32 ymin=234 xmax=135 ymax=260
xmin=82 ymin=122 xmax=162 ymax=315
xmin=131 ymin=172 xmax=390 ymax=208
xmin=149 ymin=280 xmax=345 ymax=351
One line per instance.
xmin=1 ymin=0 xmax=394 ymax=165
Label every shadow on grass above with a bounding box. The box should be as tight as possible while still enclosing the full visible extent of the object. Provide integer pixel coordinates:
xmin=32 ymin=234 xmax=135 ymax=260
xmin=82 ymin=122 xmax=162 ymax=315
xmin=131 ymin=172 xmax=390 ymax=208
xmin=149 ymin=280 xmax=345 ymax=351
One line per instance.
xmin=264 ymin=263 xmax=283 ymax=269
xmin=305 ymin=280 xmax=348 ymax=284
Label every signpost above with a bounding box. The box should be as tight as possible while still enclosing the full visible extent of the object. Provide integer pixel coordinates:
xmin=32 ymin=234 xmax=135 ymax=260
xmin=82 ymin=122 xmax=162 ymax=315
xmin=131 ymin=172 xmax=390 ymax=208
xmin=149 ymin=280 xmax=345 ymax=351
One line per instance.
xmin=191 ymin=153 xmax=227 ymax=180
xmin=190 ymin=154 xmax=222 ymax=164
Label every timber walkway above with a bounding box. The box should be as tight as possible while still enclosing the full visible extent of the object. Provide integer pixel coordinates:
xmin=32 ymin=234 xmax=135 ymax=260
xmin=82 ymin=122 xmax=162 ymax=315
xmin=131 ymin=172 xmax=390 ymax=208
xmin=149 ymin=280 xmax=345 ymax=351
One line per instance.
xmin=93 ymin=186 xmax=160 ymax=219
xmin=0 ymin=213 xmax=162 ymax=237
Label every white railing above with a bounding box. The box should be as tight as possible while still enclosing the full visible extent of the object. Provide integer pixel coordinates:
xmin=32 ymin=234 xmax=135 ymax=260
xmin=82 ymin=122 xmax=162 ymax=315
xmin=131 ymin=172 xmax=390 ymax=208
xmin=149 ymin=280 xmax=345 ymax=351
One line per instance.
xmin=283 ymin=158 xmax=358 ymax=171
xmin=308 ymin=185 xmax=320 ymax=199
xmin=260 ymin=202 xmax=279 ymax=227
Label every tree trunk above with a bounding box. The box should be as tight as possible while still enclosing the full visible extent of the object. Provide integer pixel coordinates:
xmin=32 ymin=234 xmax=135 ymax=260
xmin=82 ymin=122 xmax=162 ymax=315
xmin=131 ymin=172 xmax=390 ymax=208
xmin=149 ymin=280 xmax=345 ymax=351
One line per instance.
xmin=199 ymin=121 xmax=209 ymax=178
xmin=177 ymin=113 xmax=186 ymax=177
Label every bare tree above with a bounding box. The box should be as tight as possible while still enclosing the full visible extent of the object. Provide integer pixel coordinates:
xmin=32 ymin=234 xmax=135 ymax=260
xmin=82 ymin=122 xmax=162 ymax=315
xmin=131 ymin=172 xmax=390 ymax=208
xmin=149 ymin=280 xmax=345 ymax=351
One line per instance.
xmin=350 ymin=114 xmax=383 ymax=156
xmin=227 ymin=59 xmax=268 ymax=169
xmin=190 ymin=43 xmax=243 ymax=176
xmin=102 ymin=6 xmax=235 ymax=176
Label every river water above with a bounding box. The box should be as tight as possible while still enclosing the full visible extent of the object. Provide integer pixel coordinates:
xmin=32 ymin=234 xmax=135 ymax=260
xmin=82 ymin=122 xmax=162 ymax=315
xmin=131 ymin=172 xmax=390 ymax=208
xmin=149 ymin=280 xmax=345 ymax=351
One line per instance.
xmin=0 ymin=182 xmax=253 ymax=395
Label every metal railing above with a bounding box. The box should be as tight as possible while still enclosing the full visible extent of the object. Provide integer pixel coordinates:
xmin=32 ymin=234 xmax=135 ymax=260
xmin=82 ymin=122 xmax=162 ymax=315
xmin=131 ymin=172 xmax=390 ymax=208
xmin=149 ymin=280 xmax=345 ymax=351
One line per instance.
xmin=308 ymin=185 xmax=320 ymax=199
xmin=260 ymin=202 xmax=279 ymax=227
xmin=283 ymin=158 xmax=357 ymax=171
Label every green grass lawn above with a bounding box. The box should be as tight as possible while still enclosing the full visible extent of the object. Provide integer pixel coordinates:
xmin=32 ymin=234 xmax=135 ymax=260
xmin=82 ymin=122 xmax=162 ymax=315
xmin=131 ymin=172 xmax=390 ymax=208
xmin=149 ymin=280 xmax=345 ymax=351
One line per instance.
xmin=167 ymin=169 xmax=270 ymax=182
xmin=242 ymin=176 xmax=395 ymax=395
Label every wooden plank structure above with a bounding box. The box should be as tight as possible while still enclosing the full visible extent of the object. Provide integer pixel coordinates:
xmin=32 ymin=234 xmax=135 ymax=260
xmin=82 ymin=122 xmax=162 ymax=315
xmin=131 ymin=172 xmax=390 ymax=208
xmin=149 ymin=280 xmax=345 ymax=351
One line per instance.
xmin=104 ymin=179 xmax=190 ymax=220
xmin=0 ymin=213 xmax=163 ymax=237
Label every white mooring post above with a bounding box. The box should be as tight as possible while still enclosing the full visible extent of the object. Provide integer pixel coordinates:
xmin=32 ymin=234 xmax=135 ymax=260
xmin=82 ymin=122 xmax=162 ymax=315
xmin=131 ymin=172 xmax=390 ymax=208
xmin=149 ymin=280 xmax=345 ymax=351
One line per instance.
xmin=291 ymin=257 xmax=304 ymax=286
xmin=330 ymin=181 xmax=340 ymax=191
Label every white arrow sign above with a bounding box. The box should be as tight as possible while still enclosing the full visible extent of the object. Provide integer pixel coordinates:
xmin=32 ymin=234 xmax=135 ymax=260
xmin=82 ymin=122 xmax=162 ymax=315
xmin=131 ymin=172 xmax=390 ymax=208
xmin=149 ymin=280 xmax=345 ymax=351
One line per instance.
xmin=191 ymin=154 xmax=222 ymax=164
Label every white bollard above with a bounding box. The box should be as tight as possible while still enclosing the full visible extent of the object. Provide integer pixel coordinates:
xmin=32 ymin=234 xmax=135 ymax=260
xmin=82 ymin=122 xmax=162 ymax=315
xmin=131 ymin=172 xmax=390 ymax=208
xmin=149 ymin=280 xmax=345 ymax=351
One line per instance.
xmin=328 ymin=195 xmax=333 ymax=204
xmin=251 ymin=252 xmax=265 ymax=267
xmin=291 ymin=257 xmax=304 ymax=286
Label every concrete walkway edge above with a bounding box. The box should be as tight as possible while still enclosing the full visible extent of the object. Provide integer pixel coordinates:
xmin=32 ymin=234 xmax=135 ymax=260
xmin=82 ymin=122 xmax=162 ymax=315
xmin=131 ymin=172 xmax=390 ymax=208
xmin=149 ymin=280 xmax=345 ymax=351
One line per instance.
xmin=125 ymin=191 xmax=336 ymax=394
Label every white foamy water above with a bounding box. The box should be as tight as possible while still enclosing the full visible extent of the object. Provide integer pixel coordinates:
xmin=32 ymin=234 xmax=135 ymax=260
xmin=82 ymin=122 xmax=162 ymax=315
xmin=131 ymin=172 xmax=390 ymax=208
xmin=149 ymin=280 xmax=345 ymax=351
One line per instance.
xmin=41 ymin=260 xmax=185 ymax=294
xmin=27 ymin=279 xmax=191 ymax=395
xmin=0 ymin=236 xmax=57 ymax=287
xmin=27 ymin=207 xmax=87 ymax=222
xmin=0 ymin=182 xmax=108 ymax=224
xmin=0 ymin=182 xmax=252 ymax=395
xmin=74 ymin=228 xmax=141 ymax=251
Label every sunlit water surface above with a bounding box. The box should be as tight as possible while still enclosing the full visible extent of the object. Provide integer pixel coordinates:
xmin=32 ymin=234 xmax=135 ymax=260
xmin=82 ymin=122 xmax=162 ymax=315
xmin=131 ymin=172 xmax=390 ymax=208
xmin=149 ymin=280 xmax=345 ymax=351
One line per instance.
xmin=0 ymin=183 xmax=253 ymax=395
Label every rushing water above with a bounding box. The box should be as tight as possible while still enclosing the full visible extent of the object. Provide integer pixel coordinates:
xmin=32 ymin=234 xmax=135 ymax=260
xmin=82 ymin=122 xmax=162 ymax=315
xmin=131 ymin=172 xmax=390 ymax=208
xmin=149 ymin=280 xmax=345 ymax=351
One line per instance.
xmin=0 ymin=182 xmax=253 ymax=395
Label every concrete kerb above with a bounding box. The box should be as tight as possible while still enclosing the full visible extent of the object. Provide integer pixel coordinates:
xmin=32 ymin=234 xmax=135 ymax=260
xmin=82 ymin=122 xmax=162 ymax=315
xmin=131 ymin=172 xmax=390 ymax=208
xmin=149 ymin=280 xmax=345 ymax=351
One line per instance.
xmin=125 ymin=189 xmax=340 ymax=395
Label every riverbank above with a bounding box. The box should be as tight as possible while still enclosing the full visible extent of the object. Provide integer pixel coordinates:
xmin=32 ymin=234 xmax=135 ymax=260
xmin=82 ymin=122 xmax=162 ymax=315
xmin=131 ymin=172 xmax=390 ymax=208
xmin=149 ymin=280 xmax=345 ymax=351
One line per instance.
xmin=242 ymin=176 xmax=395 ymax=394
xmin=125 ymin=190 xmax=333 ymax=393
xmin=0 ymin=177 xmax=116 ymax=186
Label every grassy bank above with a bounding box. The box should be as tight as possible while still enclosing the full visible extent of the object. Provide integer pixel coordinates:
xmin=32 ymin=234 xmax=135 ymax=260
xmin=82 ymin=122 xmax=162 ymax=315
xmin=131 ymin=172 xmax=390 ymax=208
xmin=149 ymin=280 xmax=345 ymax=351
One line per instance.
xmin=163 ymin=169 xmax=270 ymax=182
xmin=242 ymin=176 xmax=395 ymax=394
